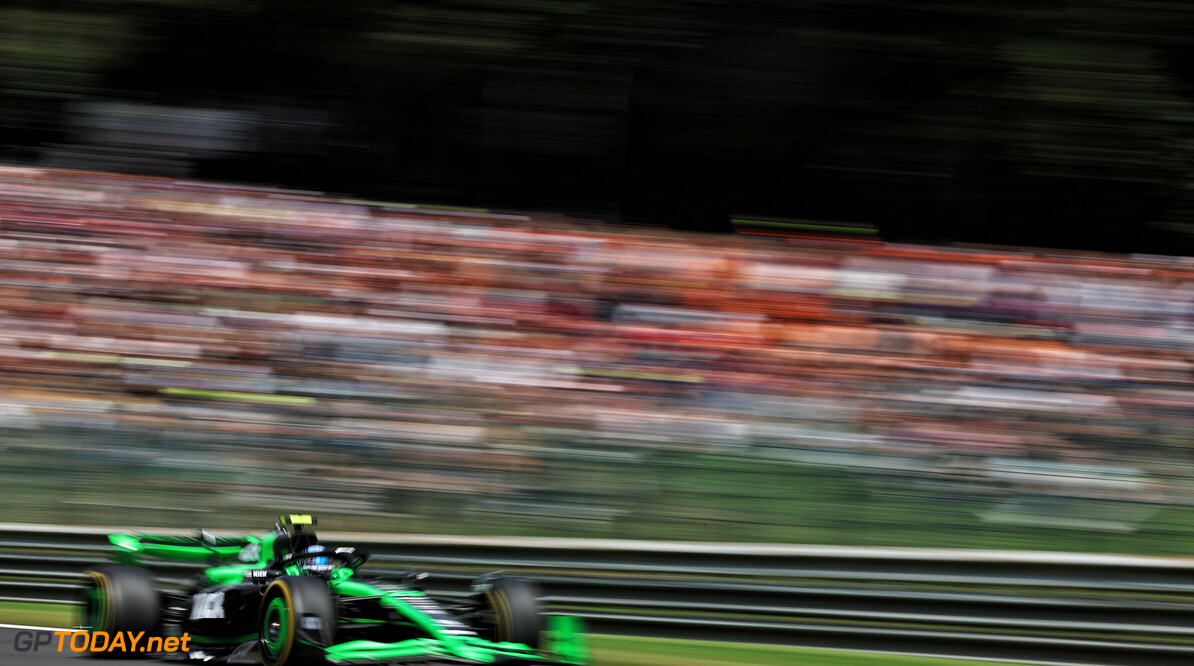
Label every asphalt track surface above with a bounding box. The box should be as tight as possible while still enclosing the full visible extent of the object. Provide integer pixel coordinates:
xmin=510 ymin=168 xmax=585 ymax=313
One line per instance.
xmin=0 ymin=626 xmax=164 ymax=666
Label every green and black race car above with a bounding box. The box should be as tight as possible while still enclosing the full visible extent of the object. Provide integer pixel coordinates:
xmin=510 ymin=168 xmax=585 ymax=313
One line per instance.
xmin=79 ymin=515 xmax=589 ymax=665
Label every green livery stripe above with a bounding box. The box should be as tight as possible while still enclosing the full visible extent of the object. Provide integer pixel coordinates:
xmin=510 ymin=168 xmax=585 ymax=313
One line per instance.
xmin=324 ymin=638 xmax=448 ymax=662
xmin=546 ymin=615 xmax=590 ymax=665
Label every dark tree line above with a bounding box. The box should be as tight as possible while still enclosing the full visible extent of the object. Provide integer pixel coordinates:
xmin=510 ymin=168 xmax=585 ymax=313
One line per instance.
xmin=2 ymin=0 xmax=1193 ymax=253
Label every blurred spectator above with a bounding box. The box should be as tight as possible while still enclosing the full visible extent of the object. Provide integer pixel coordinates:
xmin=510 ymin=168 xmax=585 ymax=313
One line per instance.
xmin=0 ymin=166 xmax=1191 ymax=540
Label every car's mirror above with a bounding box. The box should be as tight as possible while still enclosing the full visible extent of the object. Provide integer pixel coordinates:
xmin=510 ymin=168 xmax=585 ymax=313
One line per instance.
xmin=334 ymin=546 xmax=370 ymax=570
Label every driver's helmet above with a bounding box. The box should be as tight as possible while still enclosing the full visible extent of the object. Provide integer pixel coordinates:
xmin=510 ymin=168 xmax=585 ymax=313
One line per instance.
xmin=298 ymin=544 xmax=333 ymax=572
xmin=299 ymin=544 xmax=330 ymax=566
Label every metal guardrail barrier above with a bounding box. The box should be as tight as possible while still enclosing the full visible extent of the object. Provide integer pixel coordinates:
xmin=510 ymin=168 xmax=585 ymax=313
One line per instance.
xmin=2 ymin=523 xmax=1194 ymax=665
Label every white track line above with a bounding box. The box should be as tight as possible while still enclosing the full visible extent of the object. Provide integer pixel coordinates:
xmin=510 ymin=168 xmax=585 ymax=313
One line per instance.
xmin=0 ymin=623 xmax=85 ymax=632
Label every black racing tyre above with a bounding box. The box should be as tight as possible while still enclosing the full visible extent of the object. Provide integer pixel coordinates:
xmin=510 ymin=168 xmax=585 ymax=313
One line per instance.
xmin=258 ymin=576 xmax=337 ymax=666
xmin=79 ymin=565 xmax=161 ymax=658
xmin=472 ymin=576 xmax=545 ymax=649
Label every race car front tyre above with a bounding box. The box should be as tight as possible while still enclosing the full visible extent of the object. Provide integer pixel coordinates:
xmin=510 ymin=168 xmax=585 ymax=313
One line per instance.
xmin=258 ymin=576 xmax=337 ymax=666
xmin=473 ymin=576 xmax=545 ymax=649
xmin=80 ymin=565 xmax=161 ymax=659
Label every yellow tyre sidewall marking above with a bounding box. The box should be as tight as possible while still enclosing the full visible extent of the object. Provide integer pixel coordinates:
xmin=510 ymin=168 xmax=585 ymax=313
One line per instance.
xmin=264 ymin=580 xmax=297 ymax=665
xmin=488 ymin=588 xmax=512 ymax=643
xmin=87 ymin=571 xmax=113 ymax=635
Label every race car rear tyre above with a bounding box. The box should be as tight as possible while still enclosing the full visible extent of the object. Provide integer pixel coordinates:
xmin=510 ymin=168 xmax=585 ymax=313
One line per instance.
xmin=473 ymin=576 xmax=545 ymax=649
xmin=258 ymin=576 xmax=336 ymax=666
xmin=79 ymin=565 xmax=161 ymax=659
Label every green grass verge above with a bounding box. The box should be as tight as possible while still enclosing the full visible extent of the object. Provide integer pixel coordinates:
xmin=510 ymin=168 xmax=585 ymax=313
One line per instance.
xmin=590 ymin=634 xmax=1025 ymax=666
xmin=0 ymin=600 xmax=75 ymax=628
xmin=0 ymin=602 xmax=1027 ymax=666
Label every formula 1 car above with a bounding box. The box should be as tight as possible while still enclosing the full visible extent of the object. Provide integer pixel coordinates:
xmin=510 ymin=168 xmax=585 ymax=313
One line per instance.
xmin=79 ymin=515 xmax=588 ymax=665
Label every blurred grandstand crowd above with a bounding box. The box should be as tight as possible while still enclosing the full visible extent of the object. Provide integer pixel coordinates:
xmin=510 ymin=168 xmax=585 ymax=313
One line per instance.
xmin=1 ymin=166 xmax=1192 ymax=537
